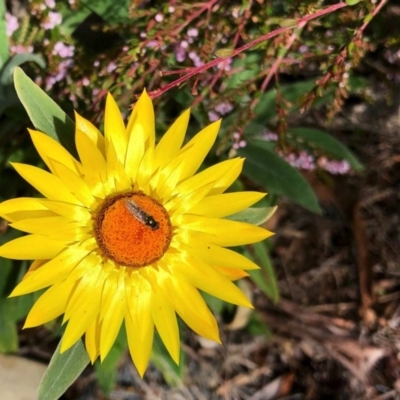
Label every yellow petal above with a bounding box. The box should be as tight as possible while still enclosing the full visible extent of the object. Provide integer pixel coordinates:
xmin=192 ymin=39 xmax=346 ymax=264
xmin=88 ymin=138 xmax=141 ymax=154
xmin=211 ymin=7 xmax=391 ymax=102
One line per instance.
xmin=0 ymin=234 xmax=68 ymax=260
xmin=100 ymin=268 xmax=127 ymax=360
xmin=74 ymin=110 xmax=105 ymax=156
xmin=38 ymin=200 xmax=91 ymax=222
xmin=48 ymin=160 xmax=95 ymax=207
xmin=175 ymin=214 xmax=272 ymax=246
xmin=190 ymin=192 xmax=266 ymax=218
xmin=126 ymin=89 xmax=155 ymax=149
xmin=125 ymin=273 xmax=154 ymax=377
xmin=153 ymin=108 xmax=190 ymax=170
xmin=174 ymin=158 xmax=244 ymax=198
xmin=0 ymin=198 xmax=52 ymax=222
xmin=177 ymin=238 xmax=260 ymax=270
xmin=172 ymin=250 xmax=253 ymax=308
xmin=24 ymin=279 xmax=76 ymax=328
xmin=162 ymin=120 xmax=221 ymax=183
xmin=75 ymin=128 xmax=107 ymax=183
xmin=85 ymin=317 xmax=101 ymax=363
xmin=154 ymin=265 xmax=220 ymax=342
xmin=11 ymin=163 xmax=81 ymax=205
xmin=28 ymin=129 xmax=78 ymax=175
xmin=150 ymin=287 xmax=180 ymax=364
xmin=10 ymin=246 xmax=90 ymax=296
xmin=61 ymin=264 xmax=105 ymax=353
xmin=104 ymin=93 xmax=127 ymax=164
xmin=10 ymin=216 xmax=84 ymax=236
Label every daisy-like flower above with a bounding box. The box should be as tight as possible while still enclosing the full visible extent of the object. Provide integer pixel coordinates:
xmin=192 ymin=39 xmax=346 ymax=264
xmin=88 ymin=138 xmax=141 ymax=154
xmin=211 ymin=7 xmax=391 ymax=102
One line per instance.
xmin=0 ymin=91 xmax=272 ymax=376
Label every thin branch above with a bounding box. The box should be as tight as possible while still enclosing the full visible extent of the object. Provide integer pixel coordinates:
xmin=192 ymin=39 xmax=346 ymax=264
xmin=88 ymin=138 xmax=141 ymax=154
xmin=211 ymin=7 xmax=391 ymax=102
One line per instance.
xmin=148 ymin=2 xmax=348 ymax=99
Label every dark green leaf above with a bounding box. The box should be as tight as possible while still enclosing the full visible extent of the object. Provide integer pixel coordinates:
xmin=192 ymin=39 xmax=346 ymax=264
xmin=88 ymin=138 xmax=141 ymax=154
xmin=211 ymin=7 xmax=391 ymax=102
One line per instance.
xmin=38 ymin=340 xmax=89 ymax=400
xmin=0 ymin=300 xmax=18 ymax=352
xmin=227 ymin=207 xmax=277 ymax=225
xmin=151 ymin=332 xmax=184 ymax=386
xmin=95 ymin=327 xmax=127 ymax=395
xmin=13 ymin=67 xmax=78 ymax=158
xmin=246 ymin=242 xmax=279 ymax=302
xmin=80 ymin=0 xmax=130 ymax=24
xmin=238 ymin=142 xmax=321 ymax=213
xmin=0 ymin=53 xmax=46 ymax=86
xmin=288 ymin=127 xmax=363 ymax=171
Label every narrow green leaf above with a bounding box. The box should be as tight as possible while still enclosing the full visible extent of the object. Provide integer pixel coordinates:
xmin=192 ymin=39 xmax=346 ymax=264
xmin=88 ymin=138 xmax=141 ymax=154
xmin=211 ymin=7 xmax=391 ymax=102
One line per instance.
xmin=13 ymin=67 xmax=78 ymax=158
xmin=95 ymin=327 xmax=126 ymax=395
xmin=0 ymin=300 xmax=18 ymax=352
xmin=0 ymin=53 xmax=46 ymax=85
xmin=288 ymin=127 xmax=363 ymax=171
xmin=246 ymin=243 xmax=279 ymax=302
xmin=151 ymin=332 xmax=184 ymax=386
xmin=0 ymin=0 xmax=8 ymax=68
xmin=227 ymin=206 xmax=277 ymax=225
xmin=346 ymin=0 xmax=361 ymax=5
xmin=38 ymin=340 xmax=89 ymax=400
xmin=278 ymin=18 xmax=297 ymax=28
xmin=238 ymin=142 xmax=321 ymax=213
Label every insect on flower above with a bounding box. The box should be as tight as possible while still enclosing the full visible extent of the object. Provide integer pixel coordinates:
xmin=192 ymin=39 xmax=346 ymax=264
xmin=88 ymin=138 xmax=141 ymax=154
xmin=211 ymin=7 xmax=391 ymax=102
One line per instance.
xmin=125 ymin=198 xmax=159 ymax=230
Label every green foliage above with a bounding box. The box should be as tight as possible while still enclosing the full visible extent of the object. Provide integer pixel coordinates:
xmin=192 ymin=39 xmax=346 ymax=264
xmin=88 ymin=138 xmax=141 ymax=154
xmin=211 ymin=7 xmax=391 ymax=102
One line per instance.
xmin=238 ymin=142 xmax=321 ymax=213
xmin=227 ymin=206 xmax=277 ymax=225
xmin=94 ymin=327 xmax=127 ymax=395
xmin=14 ymin=68 xmax=77 ymax=158
xmin=151 ymin=332 xmax=185 ymax=386
xmin=246 ymin=243 xmax=279 ymax=303
xmin=38 ymin=340 xmax=90 ymax=400
xmin=288 ymin=127 xmax=363 ymax=171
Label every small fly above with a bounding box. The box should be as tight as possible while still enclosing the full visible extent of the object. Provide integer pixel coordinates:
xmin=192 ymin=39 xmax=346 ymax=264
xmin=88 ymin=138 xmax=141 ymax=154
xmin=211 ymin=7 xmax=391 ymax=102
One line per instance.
xmin=124 ymin=199 xmax=159 ymax=230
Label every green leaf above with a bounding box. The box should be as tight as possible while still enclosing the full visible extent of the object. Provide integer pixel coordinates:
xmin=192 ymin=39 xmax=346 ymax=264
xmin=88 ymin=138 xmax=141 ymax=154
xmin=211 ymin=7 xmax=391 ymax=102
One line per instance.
xmin=80 ymin=0 xmax=130 ymax=24
xmin=238 ymin=142 xmax=321 ymax=213
xmin=38 ymin=340 xmax=90 ymax=400
xmin=95 ymin=327 xmax=127 ymax=395
xmin=227 ymin=206 xmax=277 ymax=225
xmin=0 ymin=53 xmax=46 ymax=86
xmin=13 ymin=67 xmax=78 ymax=158
xmin=288 ymin=127 xmax=363 ymax=171
xmin=346 ymin=0 xmax=361 ymax=5
xmin=0 ymin=300 xmax=18 ymax=352
xmin=151 ymin=332 xmax=184 ymax=386
xmin=0 ymin=0 xmax=8 ymax=68
xmin=246 ymin=242 xmax=279 ymax=302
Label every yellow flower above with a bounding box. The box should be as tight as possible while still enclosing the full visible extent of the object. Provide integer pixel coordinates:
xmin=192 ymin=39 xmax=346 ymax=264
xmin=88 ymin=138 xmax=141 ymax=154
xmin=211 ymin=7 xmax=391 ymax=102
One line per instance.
xmin=0 ymin=91 xmax=272 ymax=376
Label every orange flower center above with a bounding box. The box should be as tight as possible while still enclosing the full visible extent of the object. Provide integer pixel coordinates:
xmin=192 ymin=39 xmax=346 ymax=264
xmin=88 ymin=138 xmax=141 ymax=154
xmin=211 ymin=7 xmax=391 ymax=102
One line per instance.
xmin=94 ymin=192 xmax=172 ymax=267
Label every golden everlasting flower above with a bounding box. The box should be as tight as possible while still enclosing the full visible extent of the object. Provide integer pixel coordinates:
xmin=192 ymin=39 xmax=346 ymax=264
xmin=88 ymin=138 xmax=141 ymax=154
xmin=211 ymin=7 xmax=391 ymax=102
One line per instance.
xmin=0 ymin=91 xmax=272 ymax=376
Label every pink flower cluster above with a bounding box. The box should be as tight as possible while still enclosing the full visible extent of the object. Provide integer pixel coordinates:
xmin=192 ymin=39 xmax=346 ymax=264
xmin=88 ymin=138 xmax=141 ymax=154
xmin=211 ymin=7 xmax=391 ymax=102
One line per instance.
xmin=41 ymin=11 xmax=62 ymax=30
xmin=208 ymin=101 xmax=234 ymax=121
xmin=283 ymin=151 xmax=316 ymax=170
xmin=6 ymin=12 xmax=19 ymax=37
xmin=317 ymin=157 xmax=351 ymax=174
xmin=53 ymin=42 xmax=75 ymax=58
xmin=232 ymin=132 xmax=247 ymax=149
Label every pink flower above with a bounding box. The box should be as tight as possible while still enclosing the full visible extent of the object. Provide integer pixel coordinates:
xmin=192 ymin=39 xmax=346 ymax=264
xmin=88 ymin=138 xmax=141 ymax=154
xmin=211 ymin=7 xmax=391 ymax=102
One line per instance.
xmin=106 ymin=62 xmax=117 ymax=73
xmin=41 ymin=11 xmax=62 ymax=30
xmin=155 ymin=13 xmax=163 ymax=22
xmin=208 ymin=111 xmax=220 ymax=122
xmin=6 ymin=12 xmax=19 ymax=37
xmin=214 ymin=102 xmax=233 ymax=115
xmin=52 ymin=42 xmax=74 ymax=58
xmin=187 ymin=28 xmax=199 ymax=37
xmin=10 ymin=44 xmax=33 ymax=54
xmin=45 ymin=0 xmax=56 ymax=8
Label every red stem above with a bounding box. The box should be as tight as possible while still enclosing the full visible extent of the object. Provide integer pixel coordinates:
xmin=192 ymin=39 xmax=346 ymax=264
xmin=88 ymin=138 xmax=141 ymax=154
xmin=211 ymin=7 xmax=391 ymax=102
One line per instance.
xmin=148 ymin=2 xmax=348 ymax=99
